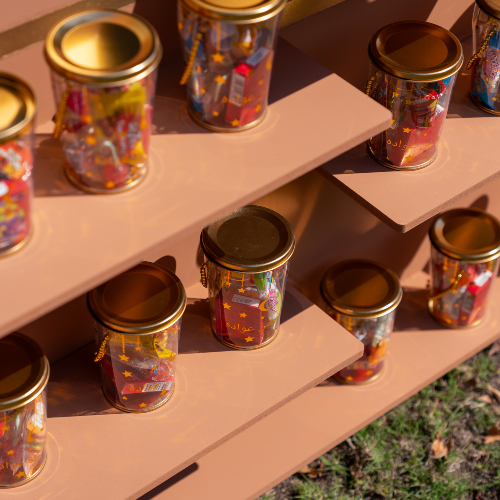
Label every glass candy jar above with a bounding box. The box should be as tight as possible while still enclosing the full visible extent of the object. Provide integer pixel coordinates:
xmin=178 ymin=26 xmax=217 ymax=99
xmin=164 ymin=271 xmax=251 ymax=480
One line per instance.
xmin=177 ymin=0 xmax=286 ymax=132
xmin=200 ymin=205 xmax=295 ymax=349
xmin=0 ymin=74 xmax=36 ymax=256
xmin=88 ymin=262 xmax=186 ymax=412
xmin=429 ymin=208 xmax=500 ymax=328
xmin=45 ymin=10 xmax=162 ymax=193
xmin=366 ymin=21 xmax=463 ymax=170
xmin=0 ymin=333 xmax=50 ymax=487
xmin=469 ymin=0 xmax=500 ymax=114
xmin=321 ymin=260 xmax=402 ymax=385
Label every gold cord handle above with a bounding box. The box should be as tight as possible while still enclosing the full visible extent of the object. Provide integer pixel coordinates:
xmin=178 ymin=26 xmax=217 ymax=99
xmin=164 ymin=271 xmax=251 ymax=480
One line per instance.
xmin=427 ymin=269 xmax=466 ymax=302
xmin=180 ymin=26 xmax=206 ymax=85
xmin=200 ymin=263 xmax=208 ymax=288
xmin=365 ymin=71 xmax=380 ymax=96
xmin=467 ymin=28 xmax=497 ymax=70
xmin=53 ymin=89 xmax=70 ymax=140
xmin=94 ymin=334 xmax=110 ymax=362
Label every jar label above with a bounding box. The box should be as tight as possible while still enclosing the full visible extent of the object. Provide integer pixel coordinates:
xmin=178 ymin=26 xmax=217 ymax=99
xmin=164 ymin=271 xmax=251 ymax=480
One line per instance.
xmin=232 ymin=294 xmax=260 ymax=308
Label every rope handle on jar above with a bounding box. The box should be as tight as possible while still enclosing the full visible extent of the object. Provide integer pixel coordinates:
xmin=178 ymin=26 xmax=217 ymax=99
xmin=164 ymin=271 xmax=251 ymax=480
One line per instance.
xmin=180 ymin=26 xmax=206 ymax=85
xmin=365 ymin=71 xmax=380 ymax=96
xmin=94 ymin=333 xmax=111 ymax=362
xmin=200 ymin=263 xmax=208 ymax=288
xmin=467 ymin=26 xmax=498 ymax=70
xmin=427 ymin=269 xmax=466 ymax=302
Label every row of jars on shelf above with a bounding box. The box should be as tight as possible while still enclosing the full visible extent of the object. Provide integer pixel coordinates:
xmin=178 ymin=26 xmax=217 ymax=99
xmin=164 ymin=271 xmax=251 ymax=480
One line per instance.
xmin=1 ymin=0 xmax=500 ymax=256
xmin=2 ymin=202 xmax=500 ymax=487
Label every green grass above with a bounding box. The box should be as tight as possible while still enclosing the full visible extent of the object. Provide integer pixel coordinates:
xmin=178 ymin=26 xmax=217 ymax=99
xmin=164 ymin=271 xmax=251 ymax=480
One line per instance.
xmin=261 ymin=348 xmax=500 ymax=500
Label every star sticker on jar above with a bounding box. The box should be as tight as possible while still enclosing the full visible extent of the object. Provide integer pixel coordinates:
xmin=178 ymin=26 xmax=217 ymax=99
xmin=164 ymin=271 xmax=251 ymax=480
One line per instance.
xmin=403 ymin=128 xmax=410 ymax=133
xmin=240 ymin=312 xmax=247 ymax=318
xmin=215 ymin=75 xmax=226 ymax=85
xmin=255 ymin=104 xmax=262 ymax=113
xmin=406 ymin=155 xmax=415 ymax=162
xmin=123 ymin=396 xmax=127 ymax=400
xmin=6 ymin=450 xmax=14 ymax=455
xmin=139 ymin=403 xmax=147 ymax=408
xmin=213 ymin=111 xmax=219 ymax=116
xmin=119 ymin=355 xmax=130 ymax=362
xmin=238 ymin=288 xmax=245 ymax=293
xmin=15 ymin=472 xmax=24 ymax=478
xmin=135 ymin=346 xmax=141 ymax=351
xmin=244 ymin=336 xmax=254 ymax=342
xmin=231 ymin=119 xmax=240 ymax=127
xmin=123 ymin=371 xmax=132 ymax=378
xmin=223 ymin=302 xmax=231 ymax=309
xmin=212 ymin=53 xmax=224 ymax=63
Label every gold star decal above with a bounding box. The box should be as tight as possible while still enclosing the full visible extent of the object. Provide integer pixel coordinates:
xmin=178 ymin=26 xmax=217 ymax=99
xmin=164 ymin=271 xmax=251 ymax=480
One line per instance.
xmin=123 ymin=371 xmax=132 ymax=378
xmin=212 ymin=53 xmax=224 ymax=63
xmin=119 ymin=355 xmax=130 ymax=362
xmin=406 ymin=155 xmax=414 ymax=162
xmin=231 ymin=119 xmax=240 ymax=127
xmin=423 ymin=133 xmax=427 ymax=136
xmin=258 ymin=80 xmax=263 ymax=85
xmin=223 ymin=302 xmax=231 ymax=309
xmin=215 ymin=75 xmax=225 ymax=85
xmin=161 ymin=389 xmax=167 ymax=395
xmin=123 ymin=396 xmax=127 ymax=400
xmin=261 ymin=316 xmax=264 ymax=319
xmin=6 ymin=450 xmax=14 ymax=455
xmin=393 ymin=92 xmax=399 ymax=97
xmin=391 ymin=119 xmax=395 ymax=125
xmin=135 ymin=346 xmax=141 ymax=351
xmin=16 ymin=472 xmax=25 ymax=478
xmin=213 ymin=111 xmax=219 ymax=116
xmin=222 ymin=96 xmax=228 ymax=103
xmin=405 ymin=98 xmax=412 ymax=105
xmin=240 ymin=312 xmax=247 ymax=318
xmin=238 ymin=288 xmax=245 ymax=293
xmin=139 ymin=403 xmax=147 ymax=408
xmin=255 ymin=104 xmax=262 ymax=112
xmin=403 ymin=127 xmax=410 ymax=133
xmin=346 ymin=376 xmax=354 ymax=381
xmin=244 ymin=336 xmax=254 ymax=342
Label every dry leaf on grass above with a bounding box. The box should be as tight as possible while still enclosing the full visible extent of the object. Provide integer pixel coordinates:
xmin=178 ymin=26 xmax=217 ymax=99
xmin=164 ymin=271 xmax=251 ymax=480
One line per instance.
xmin=487 ymin=384 xmax=500 ymax=404
xmin=464 ymin=378 xmax=477 ymax=388
xmin=488 ymin=339 xmax=500 ymax=358
xmin=478 ymin=394 xmax=493 ymax=404
xmin=484 ymin=423 xmax=500 ymax=444
xmin=431 ymin=429 xmax=451 ymax=459
xmin=298 ymin=465 xmax=324 ymax=479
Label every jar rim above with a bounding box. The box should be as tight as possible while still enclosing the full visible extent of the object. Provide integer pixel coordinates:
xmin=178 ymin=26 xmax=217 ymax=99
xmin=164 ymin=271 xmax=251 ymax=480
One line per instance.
xmin=476 ymin=0 xmax=500 ymax=21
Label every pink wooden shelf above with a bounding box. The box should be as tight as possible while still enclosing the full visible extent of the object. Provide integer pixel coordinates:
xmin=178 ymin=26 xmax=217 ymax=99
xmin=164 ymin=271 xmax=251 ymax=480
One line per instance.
xmin=143 ymin=272 xmax=500 ymax=500
xmin=0 ymin=38 xmax=391 ymax=340
xmin=6 ymin=283 xmax=362 ymax=500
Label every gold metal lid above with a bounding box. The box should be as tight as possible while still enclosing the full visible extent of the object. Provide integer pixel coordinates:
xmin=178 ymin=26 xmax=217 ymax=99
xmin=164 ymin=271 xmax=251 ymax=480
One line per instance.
xmin=477 ymin=0 xmax=500 ymax=20
xmin=0 ymin=333 xmax=50 ymax=412
xmin=430 ymin=208 xmax=500 ymax=262
xmin=0 ymin=73 xmax=36 ymax=143
xmin=321 ymin=260 xmax=402 ymax=318
xmin=45 ymin=10 xmax=162 ymax=85
xmin=88 ymin=262 xmax=187 ymax=335
xmin=201 ymin=205 xmax=295 ymax=273
xmin=369 ymin=21 xmax=463 ymax=81
xmin=180 ymin=0 xmax=286 ymax=23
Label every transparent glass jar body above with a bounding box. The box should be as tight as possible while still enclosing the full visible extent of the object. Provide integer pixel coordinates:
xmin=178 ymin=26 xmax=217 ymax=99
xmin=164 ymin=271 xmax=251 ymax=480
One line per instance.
xmin=50 ymin=71 xmax=157 ymax=193
xmin=204 ymin=259 xmax=289 ymax=349
xmin=429 ymin=245 xmax=499 ymax=328
xmin=331 ymin=310 xmax=395 ymax=384
xmin=94 ymin=320 xmax=181 ymax=412
xmin=367 ymin=63 xmax=457 ymax=170
xmin=470 ymin=5 xmax=500 ymax=114
xmin=0 ymin=388 xmax=47 ymax=487
xmin=177 ymin=1 xmax=283 ymax=131
xmin=0 ymin=126 xmax=34 ymax=256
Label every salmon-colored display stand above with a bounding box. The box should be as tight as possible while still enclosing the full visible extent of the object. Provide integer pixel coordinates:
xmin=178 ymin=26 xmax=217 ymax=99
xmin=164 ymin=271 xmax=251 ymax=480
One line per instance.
xmin=1 ymin=0 xmax=499 ymax=499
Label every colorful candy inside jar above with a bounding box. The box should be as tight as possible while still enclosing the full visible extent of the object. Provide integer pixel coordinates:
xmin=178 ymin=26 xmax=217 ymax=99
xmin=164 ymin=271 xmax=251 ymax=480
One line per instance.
xmin=321 ymin=260 xmax=402 ymax=384
xmin=366 ymin=21 xmax=463 ymax=170
xmin=45 ymin=10 xmax=162 ymax=194
xmin=429 ymin=208 xmax=500 ymax=328
xmin=0 ymin=74 xmax=36 ymax=256
xmin=469 ymin=0 xmax=500 ymax=114
xmin=88 ymin=262 xmax=186 ymax=412
xmin=201 ymin=205 xmax=295 ymax=349
xmin=177 ymin=0 xmax=286 ymax=132
xmin=0 ymin=333 xmax=50 ymax=488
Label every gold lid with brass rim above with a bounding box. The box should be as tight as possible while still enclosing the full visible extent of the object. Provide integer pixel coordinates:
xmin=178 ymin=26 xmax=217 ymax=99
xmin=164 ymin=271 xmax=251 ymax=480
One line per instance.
xmin=88 ymin=262 xmax=187 ymax=335
xmin=476 ymin=0 xmax=500 ymax=20
xmin=0 ymin=73 xmax=36 ymax=143
xmin=0 ymin=333 xmax=50 ymax=412
xmin=201 ymin=205 xmax=295 ymax=273
xmin=369 ymin=21 xmax=463 ymax=81
xmin=45 ymin=10 xmax=162 ymax=86
xmin=180 ymin=0 xmax=286 ymax=23
xmin=429 ymin=208 xmax=500 ymax=262
xmin=321 ymin=259 xmax=402 ymax=318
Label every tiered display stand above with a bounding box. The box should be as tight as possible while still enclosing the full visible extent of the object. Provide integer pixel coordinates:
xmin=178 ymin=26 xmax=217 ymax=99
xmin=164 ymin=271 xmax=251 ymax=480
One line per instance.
xmin=1 ymin=1 xmax=500 ymax=499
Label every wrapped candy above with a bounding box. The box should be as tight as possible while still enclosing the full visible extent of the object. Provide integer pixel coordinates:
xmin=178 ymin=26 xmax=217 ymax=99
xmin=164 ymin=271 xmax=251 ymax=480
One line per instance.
xmin=429 ymin=208 xmax=500 ymax=328
xmin=45 ymin=10 xmax=162 ymax=193
xmin=0 ymin=333 xmax=50 ymax=487
xmin=0 ymin=74 xmax=35 ymax=256
xmin=366 ymin=21 xmax=463 ymax=170
xmin=321 ymin=260 xmax=402 ymax=384
xmin=177 ymin=0 xmax=286 ymax=132
xmin=201 ymin=205 xmax=294 ymax=349
xmin=469 ymin=0 xmax=500 ymax=114
xmin=89 ymin=262 xmax=186 ymax=412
